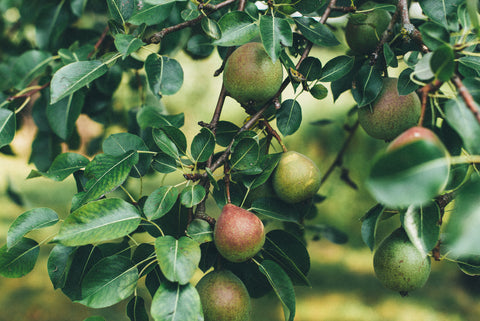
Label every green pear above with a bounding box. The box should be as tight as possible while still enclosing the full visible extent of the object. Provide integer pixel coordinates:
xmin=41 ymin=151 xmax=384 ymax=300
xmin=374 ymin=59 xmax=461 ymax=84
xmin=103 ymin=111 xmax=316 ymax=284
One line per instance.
xmin=196 ymin=269 xmax=251 ymax=321
xmin=214 ymin=203 xmax=265 ymax=263
xmin=272 ymin=151 xmax=321 ymax=204
xmin=373 ymin=227 xmax=431 ymax=295
xmin=223 ymin=42 xmax=283 ymax=109
xmin=358 ymin=77 xmax=421 ymax=141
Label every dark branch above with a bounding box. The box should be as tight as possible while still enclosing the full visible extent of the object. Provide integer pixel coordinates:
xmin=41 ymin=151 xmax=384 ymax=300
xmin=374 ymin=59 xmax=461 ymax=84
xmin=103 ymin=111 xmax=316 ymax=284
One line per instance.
xmin=452 ymin=75 xmax=480 ymax=124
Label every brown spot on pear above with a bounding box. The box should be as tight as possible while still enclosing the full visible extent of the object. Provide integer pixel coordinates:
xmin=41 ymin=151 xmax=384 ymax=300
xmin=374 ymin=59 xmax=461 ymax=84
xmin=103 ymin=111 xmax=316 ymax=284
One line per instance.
xmin=214 ymin=203 xmax=265 ymax=263
xmin=196 ymin=269 xmax=251 ymax=321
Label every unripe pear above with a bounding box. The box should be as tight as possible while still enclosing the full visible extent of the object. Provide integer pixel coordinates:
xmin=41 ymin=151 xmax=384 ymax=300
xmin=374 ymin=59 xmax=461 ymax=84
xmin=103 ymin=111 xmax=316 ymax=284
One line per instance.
xmin=358 ymin=77 xmax=421 ymax=141
xmin=196 ymin=269 xmax=251 ymax=321
xmin=214 ymin=203 xmax=265 ymax=263
xmin=373 ymin=228 xmax=431 ymax=296
xmin=223 ymin=42 xmax=283 ymax=108
xmin=387 ymin=126 xmax=447 ymax=153
xmin=272 ymin=151 xmax=321 ymax=204
xmin=345 ymin=6 xmax=391 ymax=54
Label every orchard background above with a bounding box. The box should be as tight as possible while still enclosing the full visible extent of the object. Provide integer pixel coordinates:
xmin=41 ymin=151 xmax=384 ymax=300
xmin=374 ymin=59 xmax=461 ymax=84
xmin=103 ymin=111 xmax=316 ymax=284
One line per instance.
xmin=1 ymin=0 xmax=480 ymax=320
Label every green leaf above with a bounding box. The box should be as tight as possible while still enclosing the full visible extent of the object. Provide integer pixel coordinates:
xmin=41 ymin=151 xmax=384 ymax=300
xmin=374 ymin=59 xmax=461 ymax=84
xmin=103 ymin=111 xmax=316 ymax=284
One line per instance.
xmin=155 ymin=236 xmax=201 ymax=284
xmin=128 ymin=3 xmax=174 ymax=26
xmin=230 ymin=138 xmax=259 ymax=171
xmin=414 ymin=52 xmax=435 ymax=81
xmin=250 ymin=197 xmax=299 ymax=223
xmin=47 ymin=244 xmax=76 ymax=289
xmin=79 ymin=255 xmax=138 ymax=308
xmin=383 ymin=43 xmax=398 ymax=67
xmin=294 ymin=17 xmax=340 ymax=47
xmin=259 ymin=15 xmax=292 ymax=63
xmin=152 ymin=153 xmax=177 ymax=173
xmin=258 ymin=260 xmax=296 ymax=321
xmin=107 ymin=0 xmax=135 ymax=24
xmin=114 ymin=34 xmax=145 ymax=59
xmin=360 ymin=204 xmax=385 ymax=251
xmin=0 ymin=237 xmax=39 ymax=278
xmin=103 ymin=132 xmax=152 ymax=178
xmin=180 ymin=185 xmax=206 ymax=208
xmin=55 ymin=198 xmax=141 ymax=246
xmin=216 ymin=121 xmax=240 ymax=147
xmin=191 ymin=128 xmax=215 ymax=163
xmin=277 ymin=99 xmax=302 ymax=136
xmin=366 ymin=141 xmax=450 ymax=208
xmin=145 ymin=55 xmax=184 ymax=97
xmin=70 ymin=0 xmax=88 ymax=16
xmin=47 ymin=91 xmax=85 ymax=140
xmin=60 ymin=245 xmax=103 ymax=301
xmin=7 ymin=208 xmax=58 ymax=249
xmin=430 ymin=45 xmax=455 ymax=82
xmin=153 ymin=128 xmax=179 ymax=159
xmin=456 ymin=255 xmax=480 ymax=276
xmin=162 ymin=126 xmax=187 ymax=155
xmin=201 ymin=18 xmax=221 ymax=40
xmin=27 ymin=152 xmax=89 ymax=181
xmin=458 ymin=56 xmax=480 ymax=77
xmin=144 ymin=186 xmax=179 ymax=220
xmin=397 ymin=68 xmax=419 ymax=95
xmin=151 ymin=281 xmax=203 ymax=321
xmin=72 ymin=151 xmax=139 ymax=210
xmin=245 ymin=153 xmax=282 ymax=191
xmin=0 ymin=108 xmax=16 ymax=148
xmin=310 ymin=84 xmax=328 ymax=100
xmin=13 ymin=50 xmax=52 ymax=89
xmin=320 ymin=56 xmax=354 ymax=82
xmin=137 ymin=106 xmax=184 ymax=129
xmin=445 ymin=178 xmax=480 ymax=257
xmin=418 ymin=22 xmax=450 ymax=51
xmin=127 ymin=296 xmax=149 ymax=321
xmin=444 ymin=97 xmax=480 ymax=155
xmin=419 ymin=0 xmax=464 ymax=30
xmin=401 ymin=202 xmax=440 ymax=256
xmin=214 ymin=11 xmax=259 ymax=47
xmin=263 ymin=230 xmax=310 ymax=286
xmin=186 ymin=219 xmax=213 ymax=244
xmin=50 ymin=60 xmax=110 ymax=104
xmin=351 ymin=63 xmax=383 ymax=107
xmin=298 ymin=57 xmax=322 ymax=81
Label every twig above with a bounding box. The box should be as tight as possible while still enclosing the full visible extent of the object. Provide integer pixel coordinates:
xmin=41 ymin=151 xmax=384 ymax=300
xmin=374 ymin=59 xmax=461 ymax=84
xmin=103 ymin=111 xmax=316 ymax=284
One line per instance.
xmin=398 ymin=0 xmax=428 ymax=52
xmin=7 ymin=82 xmax=50 ymax=102
xmin=262 ymin=120 xmax=287 ymax=152
xmin=149 ymin=0 xmax=237 ymax=43
xmin=452 ymin=75 xmax=480 ymax=124
xmin=370 ymin=4 xmax=400 ymax=65
xmin=418 ymin=79 xmax=443 ymax=126
xmin=319 ymin=120 xmax=359 ymax=187
xmin=88 ymin=26 xmax=109 ymax=58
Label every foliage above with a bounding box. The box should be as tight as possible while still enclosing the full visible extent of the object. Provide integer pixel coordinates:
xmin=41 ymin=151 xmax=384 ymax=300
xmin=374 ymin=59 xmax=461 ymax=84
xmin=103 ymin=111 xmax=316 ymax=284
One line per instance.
xmin=0 ymin=0 xmax=480 ymax=320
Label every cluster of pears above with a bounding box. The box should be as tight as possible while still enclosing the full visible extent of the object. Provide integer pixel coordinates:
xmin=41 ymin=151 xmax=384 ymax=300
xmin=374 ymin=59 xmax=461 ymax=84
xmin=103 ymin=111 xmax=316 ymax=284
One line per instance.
xmin=196 ymin=42 xmax=323 ymax=320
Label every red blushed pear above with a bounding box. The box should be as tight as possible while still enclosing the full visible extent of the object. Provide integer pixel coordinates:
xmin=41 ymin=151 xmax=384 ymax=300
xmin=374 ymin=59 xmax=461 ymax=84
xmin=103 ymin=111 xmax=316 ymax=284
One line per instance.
xmin=214 ymin=203 xmax=265 ymax=263
xmin=387 ymin=126 xmax=447 ymax=154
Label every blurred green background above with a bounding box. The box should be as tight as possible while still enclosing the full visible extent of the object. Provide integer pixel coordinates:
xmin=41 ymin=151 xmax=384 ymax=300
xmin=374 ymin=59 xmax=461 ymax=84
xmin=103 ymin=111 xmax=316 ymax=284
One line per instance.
xmin=1 ymin=45 xmax=480 ymax=321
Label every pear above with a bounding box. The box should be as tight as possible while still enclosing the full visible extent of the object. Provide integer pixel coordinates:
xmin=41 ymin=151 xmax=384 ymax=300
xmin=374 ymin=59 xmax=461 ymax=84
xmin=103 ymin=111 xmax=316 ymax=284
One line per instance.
xmin=214 ymin=204 xmax=265 ymax=263
xmin=196 ymin=269 xmax=251 ymax=321
xmin=358 ymin=78 xmax=421 ymax=141
xmin=272 ymin=151 xmax=321 ymax=204
xmin=373 ymin=227 xmax=431 ymax=295
xmin=223 ymin=42 xmax=283 ymax=108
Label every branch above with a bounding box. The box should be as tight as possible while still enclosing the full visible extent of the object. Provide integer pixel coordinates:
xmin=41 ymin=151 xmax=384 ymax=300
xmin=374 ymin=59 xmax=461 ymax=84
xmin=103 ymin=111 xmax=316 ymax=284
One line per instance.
xmin=319 ymin=120 xmax=359 ymax=188
xmin=7 ymin=82 xmax=50 ymax=102
xmin=88 ymin=26 xmax=110 ymax=58
xmin=452 ymin=75 xmax=480 ymax=124
xmin=418 ymin=79 xmax=443 ymax=126
xmin=149 ymin=0 xmax=237 ymax=43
